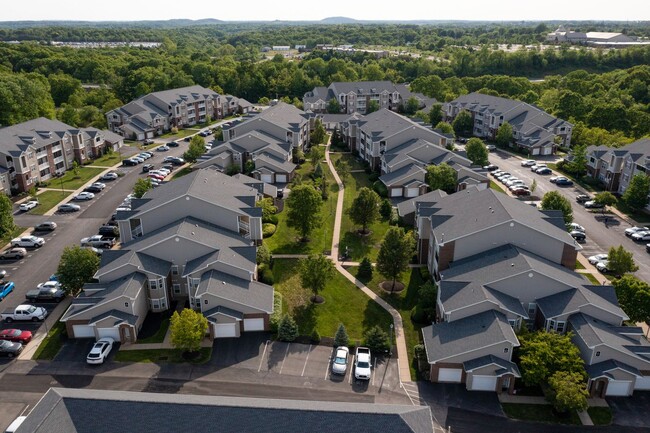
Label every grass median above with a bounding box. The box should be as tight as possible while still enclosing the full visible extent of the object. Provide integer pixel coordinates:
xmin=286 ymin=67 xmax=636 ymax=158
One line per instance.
xmin=29 ymin=190 xmax=71 ymax=215
xmin=33 ymin=321 xmax=66 ymax=360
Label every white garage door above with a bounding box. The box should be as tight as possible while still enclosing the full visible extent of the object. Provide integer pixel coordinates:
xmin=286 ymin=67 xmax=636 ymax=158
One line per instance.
xmin=276 ymin=174 xmax=287 ymax=183
xmin=243 ymin=318 xmax=265 ymax=332
xmin=214 ymin=323 xmax=237 ymax=338
xmin=438 ymin=368 xmax=463 ymax=383
xmin=634 ymin=376 xmax=650 ymax=390
xmin=261 ymin=174 xmax=273 ymax=183
xmin=606 ymin=380 xmax=633 ymax=396
xmin=542 ymin=147 xmax=553 ymax=156
xmin=97 ymin=327 xmax=121 ymax=341
xmin=136 ymin=133 xmax=145 ymax=141
xmin=72 ymin=325 xmax=95 ymax=338
xmin=406 ymin=187 xmax=420 ymax=198
xmin=531 ymin=148 xmax=540 ymax=156
xmin=470 ymin=375 xmax=497 ymax=391
xmin=390 ymin=188 xmax=402 ymax=198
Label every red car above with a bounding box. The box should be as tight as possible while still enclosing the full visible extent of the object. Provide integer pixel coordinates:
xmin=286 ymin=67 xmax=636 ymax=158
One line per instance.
xmin=0 ymin=328 xmax=32 ymax=344
xmin=147 ymin=173 xmax=164 ymax=181
xmin=511 ymin=187 xmax=531 ymax=196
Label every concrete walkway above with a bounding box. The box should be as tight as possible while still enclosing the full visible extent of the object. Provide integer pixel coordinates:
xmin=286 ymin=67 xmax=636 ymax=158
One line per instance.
xmin=325 ymin=144 xmax=413 ymax=384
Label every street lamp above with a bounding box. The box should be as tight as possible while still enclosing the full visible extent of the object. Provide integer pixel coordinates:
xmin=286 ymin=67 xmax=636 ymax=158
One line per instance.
xmin=389 ymin=323 xmax=393 ymax=356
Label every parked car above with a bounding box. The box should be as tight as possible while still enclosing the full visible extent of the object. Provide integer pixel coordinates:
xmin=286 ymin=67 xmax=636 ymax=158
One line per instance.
xmin=631 ymin=231 xmax=650 ymax=242
xmin=142 ymin=164 xmax=154 ymax=173
xmin=625 ymin=226 xmax=649 ymax=237
xmin=647 ymin=244 xmax=650 ymax=254
xmin=183 ymin=136 xmax=192 ymax=142
xmin=90 ymin=182 xmax=106 ymax=190
xmin=596 ymin=260 xmax=609 ymax=273
xmin=568 ymin=223 xmax=585 ymax=232
xmin=162 ymin=164 xmax=174 ymax=172
xmin=570 ymin=230 xmax=586 ymax=241
xmin=26 ymin=281 xmax=65 ymax=303
xmin=143 ymin=139 xmax=154 ymax=145
xmin=73 ymin=192 xmax=95 ymax=201
xmin=122 ymin=159 xmax=138 ymax=167
xmin=1 ymin=304 xmax=48 ymax=322
xmin=148 ymin=173 xmax=164 ymax=181
xmin=100 ymin=171 xmax=118 ymax=181
xmin=530 ymin=163 xmax=547 ymax=171
xmin=80 ymin=235 xmax=115 ymax=249
xmin=130 ymin=156 xmax=144 ymax=164
xmin=354 ymin=347 xmax=372 ymax=380
xmin=588 ymin=253 xmax=608 ymax=265
xmin=521 ymin=159 xmax=536 ymax=167
xmin=0 ymin=329 xmax=32 ymax=344
xmin=199 ymin=130 xmax=211 ymax=137
xmin=34 ymin=222 xmax=57 ymax=232
xmin=84 ymin=185 xmax=103 ymax=194
xmin=576 ymin=194 xmax=591 ymax=204
xmin=457 ymin=137 xmax=468 ymax=144
xmin=556 ymin=178 xmax=574 ymax=186
xmin=0 ymin=281 xmax=15 ymax=301
xmin=486 ymin=144 xmax=496 ymax=151
xmin=483 ymin=164 xmax=498 ymax=171
xmin=0 ymin=248 xmax=26 ymax=260
xmin=141 ymin=151 xmax=153 ymax=158
xmin=98 ymin=225 xmax=119 ymax=238
xmin=0 ymin=340 xmax=23 ymax=358
xmin=19 ymin=200 xmax=39 ymax=212
xmin=11 ymin=236 xmax=44 ymax=248
xmin=535 ymin=167 xmax=552 ymax=175
xmin=331 ymin=346 xmax=350 ymax=375
xmin=58 ymin=203 xmax=81 ymax=213
xmin=82 ymin=246 xmax=103 ymax=256
xmin=584 ymin=200 xmax=605 ymax=209
xmin=549 ymin=176 xmax=567 ymax=183
xmin=138 ymin=153 xmax=151 ymax=160
xmin=511 ymin=187 xmax=531 ymax=196
xmin=170 ymin=157 xmax=185 ymax=166
xmin=86 ymin=337 xmax=115 ymax=365
xmin=156 ymin=145 xmax=170 ymax=152
xmin=168 ymin=141 xmax=179 ymax=147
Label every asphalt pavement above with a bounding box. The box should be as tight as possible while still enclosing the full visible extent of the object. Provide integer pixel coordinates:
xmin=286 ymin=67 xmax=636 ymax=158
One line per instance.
xmin=488 ymin=149 xmax=650 ymax=284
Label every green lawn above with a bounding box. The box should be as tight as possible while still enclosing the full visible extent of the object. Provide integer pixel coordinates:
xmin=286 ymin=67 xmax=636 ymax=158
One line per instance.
xmin=587 ymin=407 xmax=612 ymax=425
xmin=583 ymin=273 xmax=602 ymax=285
xmin=575 ymin=261 xmax=585 ymax=270
xmin=88 ymin=153 xmax=122 ymax=167
xmin=271 ymin=259 xmax=392 ymax=342
xmin=159 ymin=128 xmax=198 ymax=139
xmin=350 ymin=265 xmax=426 ymax=379
xmin=136 ymin=317 xmax=170 ymax=344
xmin=330 ymin=152 xmax=366 ymax=171
xmin=1 ymin=226 xmax=26 ymax=248
xmin=614 ymin=200 xmax=650 ymax=224
xmin=172 ymin=167 xmax=193 ymax=180
xmin=114 ymin=347 xmax=211 ymax=364
xmin=339 ymin=171 xmax=392 ymax=262
xmin=29 ymin=190 xmax=71 ymax=215
xmin=490 ymin=180 xmax=506 ymax=194
xmin=33 ymin=322 xmax=66 ymax=360
xmin=55 ymin=167 xmax=105 ymax=190
xmin=265 ymin=161 xmax=338 ymax=255
xmin=502 ymin=403 xmax=581 ymax=425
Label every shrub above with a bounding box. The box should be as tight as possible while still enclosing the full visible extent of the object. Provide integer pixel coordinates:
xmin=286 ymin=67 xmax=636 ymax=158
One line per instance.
xmin=310 ymin=329 xmax=321 ymax=343
xmin=258 ymin=264 xmax=274 ymax=285
xmin=414 ymin=344 xmax=427 ymax=362
xmin=389 ymin=207 xmax=400 ymax=225
xmin=262 ymin=223 xmax=277 ymax=238
xmin=265 ymin=214 xmax=279 ymax=225
xmin=410 ymin=305 xmax=428 ymax=324
xmin=269 ymin=293 xmax=283 ymax=332
xmin=277 ymin=315 xmax=299 ymax=342
xmin=372 ymin=180 xmax=388 ymax=198
xmin=364 ymin=325 xmax=389 ymax=353
xmin=334 ymin=323 xmax=350 ymax=347
xmin=358 ymin=257 xmax=373 ymax=280
xmin=380 ymin=199 xmax=393 ymax=220
xmin=257 ymin=243 xmax=271 ymax=265
xmin=368 ymin=172 xmax=379 ymax=182
xmin=419 ymin=267 xmax=431 ymax=281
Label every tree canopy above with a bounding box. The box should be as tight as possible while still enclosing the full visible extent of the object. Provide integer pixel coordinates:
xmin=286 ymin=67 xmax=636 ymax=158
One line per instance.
xmin=465 ymin=137 xmax=489 ymax=166
xmin=0 ymin=194 xmax=16 ymax=239
xmin=495 ymin=122 xmax=513 ymax=147
xmin=348 ymin=187 xmax=381 ymax=234
xmin=518 ymin=330 xmax=586 ymax=387
xmin=540 ymin=191 xmax=573 ymax=225
xmin=133 ymin=177 xmax=152 ymax=199
xmin=169 ymin=308 xmax=208 ymax=353
xmin=622 ymin=174 xmax=650 ymax=211
xmin=614 ymin=275 xmax=650 ymax=323
xmin=452 ymin=110 xmax=473 ymax=137
xmin=300 ymin=254 xmax=335 ymax=300
xmin=286 ymin=184 xmax=323 ymax=241
xmin=56 ymin=245 xmax=100 ymax=295
xmin=183 ymin=135 xmax=206 ymax=163
xmin=426 ymin=163 xmax=457 ymax=193
xmin=376 ymin=227 xmax=415 ymax=291
xmin=608 ymin=245 xmax=639 ymax=277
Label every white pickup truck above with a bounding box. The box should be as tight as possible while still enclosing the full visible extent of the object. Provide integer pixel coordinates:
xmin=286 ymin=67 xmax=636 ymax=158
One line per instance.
xmin=1 ymin=304 xmax=48 ymax=322
xmin=354 ymin=347 xmax=372 ymax=380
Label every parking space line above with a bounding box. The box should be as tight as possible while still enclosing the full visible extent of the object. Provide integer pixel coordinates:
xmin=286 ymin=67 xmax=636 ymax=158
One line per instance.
xmin=257 ymin=340 xmax=270 ymax=372
xmin=300 ymin=344 xmax=311 ymax=377
xmin=324 ymin=354 xmax=331 ymax=380
xmin=371 ymin=358 xmax=376 ymax=387
xmin=349 ymin=355 xmax=355 ymax=384
xmin=278 ymin=342 xmax=290 ymax=374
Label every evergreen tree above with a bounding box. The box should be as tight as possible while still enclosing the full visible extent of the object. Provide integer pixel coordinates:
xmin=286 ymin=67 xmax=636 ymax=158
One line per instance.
xmin=364 ymin=325 xmax=389 ymax=352
xmin=358 ymin=257 xmax=374 ymax=280
xmin=334 ymin=323 xmax=349 ymax=347
xmin=278 ymin=315 xmax=299 ymax=342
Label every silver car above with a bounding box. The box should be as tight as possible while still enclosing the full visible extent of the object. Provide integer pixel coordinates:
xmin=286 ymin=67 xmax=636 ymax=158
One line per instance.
xmin=331 ymin=346 xmax=349 ymax=375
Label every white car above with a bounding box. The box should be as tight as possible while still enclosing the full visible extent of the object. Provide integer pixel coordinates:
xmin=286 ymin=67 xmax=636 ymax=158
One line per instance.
xmin=86 ymin=337 xmax=115 ymax=365
xmin=37 ymin=280 xmax=61 ymax=290
xmin=331 ymin=346 xmax=349 ymax=375
xmin=19 ymin=200 xmax=39 ymax=211
xmin=530 ymin=164 xmax=547 ymax=171
xmin=486 ymin=144 xmax=496 ymax=151
xmin=100 ymin=172 xmax=118 ymax=181
xmin=90 ymin=182 xmax=106 ymax=190
xmin=74 ymin=192 xmax=95 ymax=201
xmin=588 ymin=253 xmax=608 ymax=265
xmin=596 ymin=260 xmax=609 ymax=273
xmin=568 ymin=223 xmax=585 ymax=232
xmin=631 ymin=231 xmax=650 ymax=242
xmin=625 ymin=226 xmax=649 ymax=237
xmin=156 ymin=145 xmax=170 ymax=152
xmin=11 ymin=236 xmax=44 ymax=248
xmin=521 ymin=159 xmax=536 ymax=167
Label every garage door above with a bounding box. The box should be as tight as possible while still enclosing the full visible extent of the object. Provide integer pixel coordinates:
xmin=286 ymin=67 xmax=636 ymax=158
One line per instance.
xmin=390 ymin=188 xmax=402 ymax=198
xmin=542 ymin=147 xmax=553 ymax=156
xmin=276 ymin=174 xmax=287 ymax=183
xmin=97 ymin=327 xmax=121 ymax=341
xmin=261 ymin=174 xmax=273 ymax=183
xmin=634 ymin=376 xmax=650 ymax=390
xmin=72 ymin=325 xmax=95 ymax=338
xmin=214 ymin=323 xmax=237 ymax=338
xmin=438 ymin=368 xmax=463 ymax=383
xmin=406 ymin=187 xmax=420 ymax=198
xmin=243 ymin=318 xmax=265 ymax=331
xmin=136 ymin=133 xmax=145 ymax=141
xmin=606 ymin=380 xmax=633 ymax=396
xmin=470 ymin=375 xmax=497 ymax=391
xmin=531 ymin=148 xmax=540 ymax=156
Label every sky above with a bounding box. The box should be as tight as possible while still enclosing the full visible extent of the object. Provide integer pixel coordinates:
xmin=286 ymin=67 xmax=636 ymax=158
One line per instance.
xmin=3 ymin=0 xmax=649 ymax=22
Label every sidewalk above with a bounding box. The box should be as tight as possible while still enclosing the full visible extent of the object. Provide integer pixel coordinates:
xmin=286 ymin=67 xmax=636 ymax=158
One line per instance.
xmin=498 ymin=393 xmax=608 ymax=426
xmin=18 ymin=297 xmax=72 ymax=360
xmin=325 ymin=144 xmax=413 ymax=384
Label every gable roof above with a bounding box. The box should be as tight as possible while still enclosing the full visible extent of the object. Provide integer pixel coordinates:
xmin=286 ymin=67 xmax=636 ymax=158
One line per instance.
xmin=421 ymin=310 xmax=519 ymax=364
xmin=396 ymin=190 xmax=447 ymax=218
xmin=18 ymin=388 xmax=435 ymax=433
xmin=463 ymin=354 xmax=521 ymax=377
xmin=239 ymin=102 xmax=308 ymax=132
xmin=537 ymin=284 xmax=628 ymax=322
xmin=197 ymin=270 xmax=274 ymax=313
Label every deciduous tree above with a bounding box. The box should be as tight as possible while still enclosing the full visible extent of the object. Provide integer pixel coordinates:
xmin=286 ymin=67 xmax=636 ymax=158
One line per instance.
xmin=594 ymin=191 xmax=618 ymax=208
xmin=300 ymin=255 xmax=335 ymax=302
xmin=426 ymin=163 xmax=457 ymax=193
xmin=308 ymin=146 xmax=324 ymax=167
xmin=547 ymin=371 xmax=589 ymax=414
xmin=518 ymin=330 xmax=586 ymax=387
xmin=452 ymin=109 xmax=473 ymax=137
xmin=133 ymin=178 xmax=152 ymax=199
xmin=0 ymin=194 xmax=16 ymax=239
xmin=429 ymin=103 xmax=443 ymax=126
xmin=349 ymin=187 xmax=381 ymax=234
xmin=608 ymin=245 xmax=639 ymax=277
xmin=310 ymin=119 xmax=326 ymax=145
xmin=169 ymin=308 xmax=208 ymax=354
xmin=286 ymin=184 xmax=322 ymax=241
xmin=376 ymin=227 xmax=415 ymax=292
xmin=495 ymin=122 xmax=513 ymax=147
xmin=540 ymin=191 xmax=573 ymax=225
xmin=327 ymin=98 xmax=341 ymax=114
xmin=622 ymin=174 xmax=650 ymax=212
xmin=465 ymin=137 xmax=489 ymax=166
xmin=56 ymin=246 xmax=100 ymax=295
xmin=183 ymin=135 xmax=206 ymax=163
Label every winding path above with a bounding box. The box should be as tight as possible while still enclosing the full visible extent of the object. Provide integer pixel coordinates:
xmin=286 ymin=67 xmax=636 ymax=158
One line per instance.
xmin=324 ymin=144 xmax=413 ymax=383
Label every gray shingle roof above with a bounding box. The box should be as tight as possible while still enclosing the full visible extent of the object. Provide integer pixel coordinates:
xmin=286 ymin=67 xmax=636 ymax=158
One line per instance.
xmin=396 ymin=190 xmax=447 ymax=218
xmin=232 ymin=173 xmax=278 ymax=197
xmin=421 ymin=310 xmax=519 ymax=363
xmin=89 ymin=309 xmax=138 ymax=326
xmin=463 ymin=354 xmax=521 ymax=377
xmin=358 ymin=109 xmax=440 ymax=142
xmin=204 ymin=305 xmax=245 ymax=321
xmin=537 ymin=284 xmax=627 ymax=321
xmin=379 ymin=164 xmax=426 ymax=187
xmin=237 ymin=101 xmax=308 ymax=132
xmin=0 ymin=117 xmax=74 ymax=156
xmin=585 ymin=359 xmax=642 ymax=379
xmin=197 ymin=270 xmax=274 ymax=313
xmin=17 ymin=388 xmax=434 ymax=433
xmin=422 ymin=188 xmax=576 ymax=247
xmin=254 ymin=153 xmax=296 ymax=173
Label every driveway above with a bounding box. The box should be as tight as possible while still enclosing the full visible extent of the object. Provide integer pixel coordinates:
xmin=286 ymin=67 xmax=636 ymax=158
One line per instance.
xmin=608 ymin=392 xmax=650 ymax=427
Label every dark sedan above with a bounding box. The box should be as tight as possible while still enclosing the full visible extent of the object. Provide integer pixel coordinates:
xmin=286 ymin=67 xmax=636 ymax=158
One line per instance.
xmin=556 ymin=178 xmax=574 ymax=186
xmin=570 ymin=230 xmax=586 ymax=241
xmin=84 ymin=185 xmax=103 ymax=193
xmin=0 ymin=340 xmax=23 ymax=358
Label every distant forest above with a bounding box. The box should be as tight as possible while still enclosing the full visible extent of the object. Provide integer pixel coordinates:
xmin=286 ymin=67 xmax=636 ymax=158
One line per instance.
xmin=0 ymin=22 xmax=648 ymax=148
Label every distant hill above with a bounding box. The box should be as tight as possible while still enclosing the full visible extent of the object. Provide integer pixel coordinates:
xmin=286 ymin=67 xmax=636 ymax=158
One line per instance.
xmin=320 ymin=17 xmax=359 ymax=24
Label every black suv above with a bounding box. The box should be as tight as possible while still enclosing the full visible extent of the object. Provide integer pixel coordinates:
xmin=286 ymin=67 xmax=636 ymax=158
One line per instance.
xmin=168 ymin=141 xmax=179 ymax=147
xmin=84 ymin=185 xmax=103 ymax=193
xmin=98 ymin=225 xmax=120 ymax=239
xmin=122 ymin=159 xmax=138 ymax=167
xmin=142 ymin=164 xmax=154 ymax=173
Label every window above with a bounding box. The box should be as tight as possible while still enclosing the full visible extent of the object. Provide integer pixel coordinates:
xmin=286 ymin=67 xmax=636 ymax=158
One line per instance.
xmin=556 ymin=321 xmax=565 ymax=333
xmin=173 ymin=284 xmax=181 ymax=294
xmin=124 ymin=302 xmax=129 ymax=308
xmin=149 ymin=279 xmax=158 ymax=290
xmin=595 ymin=351 xmax=600 ymax=357
xmin=503 ymin=347 xmax=509 ymax=353
xmin=508 ymin=319 xmax=517 ymax=328
xmin=527 ymin=303 xmax=537 ymax=317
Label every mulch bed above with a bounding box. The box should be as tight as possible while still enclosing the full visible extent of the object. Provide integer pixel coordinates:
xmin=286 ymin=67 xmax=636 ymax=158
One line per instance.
xmin=379 ymin=281 xmax=405 ymax=294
